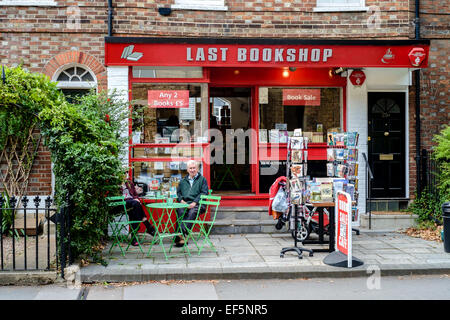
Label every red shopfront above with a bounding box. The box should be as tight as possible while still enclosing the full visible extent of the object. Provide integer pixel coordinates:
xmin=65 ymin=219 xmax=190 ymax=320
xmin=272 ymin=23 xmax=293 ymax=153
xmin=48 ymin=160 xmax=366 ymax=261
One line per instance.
xmin=105 ymin=38 xmax=429 ymax=207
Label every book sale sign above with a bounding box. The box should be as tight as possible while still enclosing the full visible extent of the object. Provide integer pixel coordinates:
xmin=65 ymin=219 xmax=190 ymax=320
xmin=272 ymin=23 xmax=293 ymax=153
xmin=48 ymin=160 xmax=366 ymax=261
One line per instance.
xmin=148 ymin=90 xmax=189 ymax=108
xmin=336 ymin=191 xmax=353 ymax=267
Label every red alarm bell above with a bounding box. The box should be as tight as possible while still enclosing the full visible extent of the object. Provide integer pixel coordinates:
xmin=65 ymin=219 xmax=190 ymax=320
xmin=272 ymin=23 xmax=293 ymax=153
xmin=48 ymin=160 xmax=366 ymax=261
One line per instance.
xmin=349 ymin=70 xmax=366 ymax=86
xmin=408 ymin=48 xmax=427 ymax=67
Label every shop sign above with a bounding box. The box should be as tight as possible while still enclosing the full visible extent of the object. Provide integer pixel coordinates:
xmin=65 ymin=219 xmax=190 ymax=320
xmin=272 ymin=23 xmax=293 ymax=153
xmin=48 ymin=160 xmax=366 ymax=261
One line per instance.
xmin=282 ymin=89 xmax=321 ymax=106
xmin=105 ymin=41 xmax=430 ymax=68
xmin=148 ymin=90 xmax=189 ymax=108
xmin=336 ymin=191 xmax=352 ymax=267
xmin=349 ymin=70 xmax=366 ymax=86
xmin=408 ymin=47 xmax=426 ymax=67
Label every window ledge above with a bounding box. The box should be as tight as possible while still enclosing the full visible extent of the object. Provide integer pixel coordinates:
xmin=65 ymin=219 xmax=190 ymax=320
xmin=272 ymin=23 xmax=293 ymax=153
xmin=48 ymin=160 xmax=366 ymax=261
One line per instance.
xmin=171 ymin=4 xmax=228 ymax=11
xmin=313 ymin=6 xmax=369 ymax=12
xmin=0 ymin=0 xmax=57 ymax=5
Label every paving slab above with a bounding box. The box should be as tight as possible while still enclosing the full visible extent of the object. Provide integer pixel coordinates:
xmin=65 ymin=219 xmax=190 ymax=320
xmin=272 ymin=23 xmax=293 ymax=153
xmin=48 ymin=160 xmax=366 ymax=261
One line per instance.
xmin=63 ymin=231 xmax=450 ymax=283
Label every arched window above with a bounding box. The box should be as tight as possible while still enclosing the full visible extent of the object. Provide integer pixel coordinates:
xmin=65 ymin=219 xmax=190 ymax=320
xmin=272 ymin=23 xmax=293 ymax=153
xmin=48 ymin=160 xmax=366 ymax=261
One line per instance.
xmin=53 ymin=64 xmax=97 ymax=103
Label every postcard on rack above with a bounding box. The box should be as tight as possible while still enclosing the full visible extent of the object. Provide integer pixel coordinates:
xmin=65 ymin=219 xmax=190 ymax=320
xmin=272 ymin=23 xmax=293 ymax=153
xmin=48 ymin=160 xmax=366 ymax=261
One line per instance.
xmin=335 ymin=148 xmax=346 ymax=161
xmin=348 ymin=148 xmax=358 ymax=161
xmin=290 ymin=178 xmax=301 ymax=192
xmin=304 ymin=150 xmax=308 ymax=162
xmin=335 ymin=133 xmax=345 ymax=146
xmin=293 ymin=128 xmax=303 ymax=137
xmin=291 ymin=164 xmax=304 ymax=178
xmin=326 ymin=163 xmax=335 ymax=177
xmin=327 ymin=132 xmax=335 ymax=146
xmin=347 ymin=132 xmax=359 ymax=147
xmin=327 ymin=148 xmax=335 ymax=162
xmin=290 ymin=136 xmax=304 ymax=150
xmin=345 ymin=183 xmax=355 ymax=200
xmin=320 ymin=182 xmax=333 ymax=202
xmin=291 ymin=149 xmax=303 ymax=163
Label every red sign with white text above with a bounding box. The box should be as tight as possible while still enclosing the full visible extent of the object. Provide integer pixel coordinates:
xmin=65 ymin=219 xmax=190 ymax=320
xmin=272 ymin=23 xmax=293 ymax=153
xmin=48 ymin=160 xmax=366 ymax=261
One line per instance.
xmin=336 ymin=191 xmax=351 ymax=256
xmin=148 ymin=90 xmax=189 ymax=108
xmin=106 ymin=41 xmax=429 ymax=68
xmin=282 ymin=89 xmax=321 ymax=106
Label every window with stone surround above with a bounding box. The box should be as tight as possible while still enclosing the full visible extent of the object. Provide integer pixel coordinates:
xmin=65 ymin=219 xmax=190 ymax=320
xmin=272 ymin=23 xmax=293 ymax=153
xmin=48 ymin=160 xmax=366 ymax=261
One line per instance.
xmin=314 ymin=0 xmax=368 ymax=12
xmin=172 ymin=0 xmax=227 ymax=11
xmin=0 ymin=0 xmax=57 ymax=5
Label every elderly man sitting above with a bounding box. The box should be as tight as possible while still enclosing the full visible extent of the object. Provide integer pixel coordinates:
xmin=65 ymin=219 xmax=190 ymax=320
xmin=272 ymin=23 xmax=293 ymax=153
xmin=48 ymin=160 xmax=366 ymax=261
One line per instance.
xmin=175 ymin=160 xmax=209 ymax=247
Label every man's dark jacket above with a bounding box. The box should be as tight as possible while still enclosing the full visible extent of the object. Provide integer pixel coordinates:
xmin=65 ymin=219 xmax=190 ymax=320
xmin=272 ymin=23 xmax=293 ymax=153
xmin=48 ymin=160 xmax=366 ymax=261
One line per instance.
xmin=177 ymin=173 xmax=209 ymax=205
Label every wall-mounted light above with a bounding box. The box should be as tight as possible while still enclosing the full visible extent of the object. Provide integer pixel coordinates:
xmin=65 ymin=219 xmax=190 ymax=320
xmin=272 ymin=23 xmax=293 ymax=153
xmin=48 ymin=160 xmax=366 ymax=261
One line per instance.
xmin=289 ymin=67 xmax=297 ymax=72
xmin=234 ymin=69 xmax=240 ymax=75
xmin=282 ymin=67 xmax=290 ymax=78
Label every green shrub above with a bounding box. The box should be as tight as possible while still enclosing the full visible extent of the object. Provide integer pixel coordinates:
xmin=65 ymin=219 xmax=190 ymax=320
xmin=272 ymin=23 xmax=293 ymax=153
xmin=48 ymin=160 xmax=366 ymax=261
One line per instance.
xmin=433 ymin=125 xmax=450 ymax=201
xmin=1 ymin=66 xmax=130 ymax=259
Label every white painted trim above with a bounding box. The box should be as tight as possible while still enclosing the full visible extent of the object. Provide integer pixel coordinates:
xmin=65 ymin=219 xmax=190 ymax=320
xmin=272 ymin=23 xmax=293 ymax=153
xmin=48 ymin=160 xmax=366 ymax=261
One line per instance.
xmin=52 ymin=63 xmax=98 ymax=90
xmin=171 ymin=4 xmax=228 ymax=11
xmin=313 ymin=6 xmax=369 ymax=12
xmin=172 ymin=0 xmax=227 ymax=11
xmin=0 ymin=0 xmax=57 ymax=5
xmin=107 ymin=66 xmax=129 ymax=168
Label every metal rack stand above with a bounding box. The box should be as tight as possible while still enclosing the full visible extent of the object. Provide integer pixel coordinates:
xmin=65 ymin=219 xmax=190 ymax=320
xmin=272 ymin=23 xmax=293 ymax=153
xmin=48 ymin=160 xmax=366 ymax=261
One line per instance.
xmin=280 ymin=137 xmax=313 ymax=259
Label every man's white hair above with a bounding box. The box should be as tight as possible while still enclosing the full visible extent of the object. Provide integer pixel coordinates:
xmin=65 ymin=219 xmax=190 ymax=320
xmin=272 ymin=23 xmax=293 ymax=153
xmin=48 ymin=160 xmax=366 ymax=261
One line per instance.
xmin=186 ymin=159 xmax=200 ymax=168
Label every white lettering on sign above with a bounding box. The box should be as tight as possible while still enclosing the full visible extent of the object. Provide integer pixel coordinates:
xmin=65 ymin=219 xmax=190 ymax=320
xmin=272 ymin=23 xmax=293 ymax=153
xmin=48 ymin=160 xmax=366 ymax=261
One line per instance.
xmin=186 ymin=47 xmax=333 ymax=63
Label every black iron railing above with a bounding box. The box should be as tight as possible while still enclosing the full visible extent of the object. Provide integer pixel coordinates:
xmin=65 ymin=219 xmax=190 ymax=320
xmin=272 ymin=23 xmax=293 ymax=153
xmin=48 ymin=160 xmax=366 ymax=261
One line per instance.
xmin=0 ymin=195 xmax=67 ymax=273
xmin=421 ymin=149 xmax=441 ymax=202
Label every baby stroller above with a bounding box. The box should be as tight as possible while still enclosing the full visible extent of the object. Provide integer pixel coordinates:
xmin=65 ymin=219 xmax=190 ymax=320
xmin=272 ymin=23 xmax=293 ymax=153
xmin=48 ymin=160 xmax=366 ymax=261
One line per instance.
xmin=291 ymin=203 xmax=330 ymax=242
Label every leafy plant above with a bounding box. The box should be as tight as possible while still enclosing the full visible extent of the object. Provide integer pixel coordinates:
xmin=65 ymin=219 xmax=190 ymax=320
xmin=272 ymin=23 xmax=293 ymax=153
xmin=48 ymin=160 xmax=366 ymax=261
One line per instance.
xmin=409 ymin=188 xmax=443 ymax=225
xmin=433 ymin=125 xmax=450 ymax=200
xmin=0 ymin=66 xmax=136 ymax=259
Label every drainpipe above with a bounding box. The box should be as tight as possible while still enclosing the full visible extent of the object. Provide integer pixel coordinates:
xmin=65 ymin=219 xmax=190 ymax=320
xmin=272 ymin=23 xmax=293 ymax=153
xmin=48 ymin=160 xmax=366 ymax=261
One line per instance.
xmin=414 ymin=0 xmax=422 ymax=195
xmin=108 ymin=0 xmax=113 ymax=37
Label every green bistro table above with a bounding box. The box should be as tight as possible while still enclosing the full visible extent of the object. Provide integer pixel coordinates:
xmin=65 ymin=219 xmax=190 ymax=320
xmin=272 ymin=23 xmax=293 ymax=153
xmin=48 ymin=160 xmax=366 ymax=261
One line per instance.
xmin=144 ymin=201 xmax=190 ymax=260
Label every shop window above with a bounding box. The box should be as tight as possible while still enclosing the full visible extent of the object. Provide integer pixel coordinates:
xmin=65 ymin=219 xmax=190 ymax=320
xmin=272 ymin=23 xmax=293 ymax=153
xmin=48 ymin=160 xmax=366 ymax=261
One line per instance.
xmin=259 ymin=87 xmax=341 ymax=144
xmin=130 ymin=83 xmax=206 ymax=196
xmin=131 ymin=83 xmax=203 ymax=144
xmin=314 ymin=0 xmax=368 ymax=12
xmin=172 ymin=0 xmax=228 ymax=11
xmin=53 ymin=64 xmax=97 ymax=103
xmin=132 ymin=66 xmax=203 ymax=79
xmin=0 ymin=0 xmax=56 ymax=5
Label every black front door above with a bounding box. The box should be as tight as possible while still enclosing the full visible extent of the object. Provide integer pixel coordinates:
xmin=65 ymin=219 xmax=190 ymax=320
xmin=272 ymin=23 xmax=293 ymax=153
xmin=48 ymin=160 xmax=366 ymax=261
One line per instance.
xmin=368 ymin=92 xmax=406 ymax=198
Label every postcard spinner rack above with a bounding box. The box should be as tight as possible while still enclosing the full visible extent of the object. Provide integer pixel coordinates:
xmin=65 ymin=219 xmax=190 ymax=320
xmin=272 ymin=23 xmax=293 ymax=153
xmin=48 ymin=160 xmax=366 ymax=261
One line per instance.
xmin=280 ymin=133 xmax=314 ymax=259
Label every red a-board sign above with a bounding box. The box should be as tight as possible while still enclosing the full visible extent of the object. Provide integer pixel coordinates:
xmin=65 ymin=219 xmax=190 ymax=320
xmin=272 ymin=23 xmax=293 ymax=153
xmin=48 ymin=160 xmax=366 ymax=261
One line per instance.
xmin=148 ymin=90 xmax=189 ymax=108
xmin=336 ymin=191 xmax=352 ymax=266
xmin=282 ymin=89 xmax=321 ymax=106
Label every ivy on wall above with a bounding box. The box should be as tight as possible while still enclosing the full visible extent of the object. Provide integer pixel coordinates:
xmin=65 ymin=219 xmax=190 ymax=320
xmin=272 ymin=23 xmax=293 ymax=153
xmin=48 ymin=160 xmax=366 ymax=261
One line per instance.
xmin=0 ymin=66 xmax=130 ymax=258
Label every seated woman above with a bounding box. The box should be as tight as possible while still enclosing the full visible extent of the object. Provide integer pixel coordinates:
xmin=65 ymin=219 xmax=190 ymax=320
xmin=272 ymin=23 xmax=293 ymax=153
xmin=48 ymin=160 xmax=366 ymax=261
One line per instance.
xmin=122 ymin=179 xmax=156 ymax=246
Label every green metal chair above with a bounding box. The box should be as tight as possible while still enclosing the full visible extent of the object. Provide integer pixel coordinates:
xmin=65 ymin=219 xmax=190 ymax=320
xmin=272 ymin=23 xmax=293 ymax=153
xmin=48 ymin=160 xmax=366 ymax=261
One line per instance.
xmin=183 ymin=194 xmax=221 ymax=255
xmin=107 ymin=196 xmax=145 ymax=256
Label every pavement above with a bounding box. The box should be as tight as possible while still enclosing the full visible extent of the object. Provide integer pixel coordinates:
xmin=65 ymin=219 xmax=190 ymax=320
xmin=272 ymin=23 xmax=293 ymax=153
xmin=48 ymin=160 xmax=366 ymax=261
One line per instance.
xmin=1 ymin=229 xmax=449 ymax=288
xmin=77 ymin=229 xmax=450 ymax=284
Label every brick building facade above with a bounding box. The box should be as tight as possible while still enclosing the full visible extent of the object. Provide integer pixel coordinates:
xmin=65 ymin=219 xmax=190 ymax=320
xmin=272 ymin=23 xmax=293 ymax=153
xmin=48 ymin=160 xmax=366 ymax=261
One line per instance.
xmin=0 ymin=0 xmax=448 ymax=212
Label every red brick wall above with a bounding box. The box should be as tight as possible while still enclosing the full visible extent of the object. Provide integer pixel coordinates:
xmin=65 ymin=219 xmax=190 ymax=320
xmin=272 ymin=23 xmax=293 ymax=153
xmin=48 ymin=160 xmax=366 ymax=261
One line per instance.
xmin=407 ymin=0 xmax=450 ymax=198
xmin=0 ymin=0 xmax=448 ymax=198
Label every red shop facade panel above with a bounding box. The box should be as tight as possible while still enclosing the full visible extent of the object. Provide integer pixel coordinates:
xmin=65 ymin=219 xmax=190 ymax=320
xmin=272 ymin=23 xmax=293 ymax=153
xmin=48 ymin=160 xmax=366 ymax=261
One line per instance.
xmin=105 ymin=37 xmax=430 ymax=206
